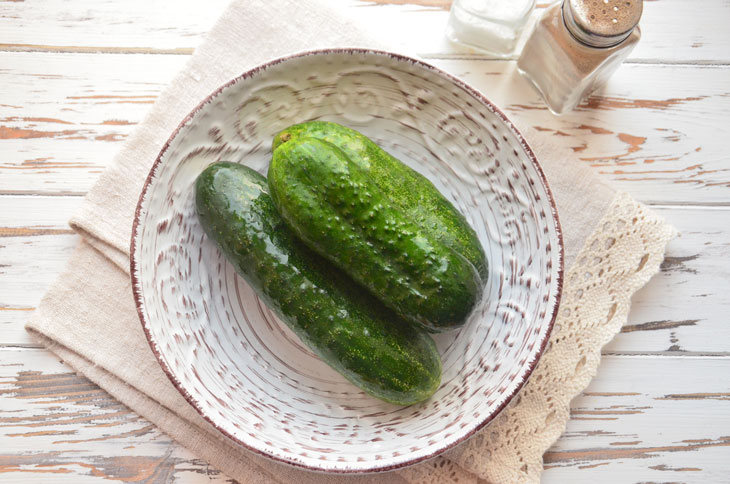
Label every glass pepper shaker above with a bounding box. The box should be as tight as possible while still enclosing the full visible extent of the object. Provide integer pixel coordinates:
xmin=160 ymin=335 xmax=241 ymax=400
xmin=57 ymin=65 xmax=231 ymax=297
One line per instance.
xmin=446 ymin=0 xmax=536 ymax=57
xmin=517 ymin=0 xmax=642 ymax=115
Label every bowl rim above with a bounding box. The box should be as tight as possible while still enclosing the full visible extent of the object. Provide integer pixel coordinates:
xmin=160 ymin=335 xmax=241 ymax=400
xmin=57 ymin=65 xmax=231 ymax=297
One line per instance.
xmin=130 ymin=47 xmax=564 ymax=474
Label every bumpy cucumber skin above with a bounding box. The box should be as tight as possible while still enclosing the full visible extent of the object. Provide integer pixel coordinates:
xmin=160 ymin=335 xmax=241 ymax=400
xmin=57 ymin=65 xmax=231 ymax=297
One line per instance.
xmin=195 ymin=162 xmax=441 ymax=405
xmin=273 ymin=121 xmax=487 ymax=279
xmin=268 ymin=139 xmax=480 ymax=333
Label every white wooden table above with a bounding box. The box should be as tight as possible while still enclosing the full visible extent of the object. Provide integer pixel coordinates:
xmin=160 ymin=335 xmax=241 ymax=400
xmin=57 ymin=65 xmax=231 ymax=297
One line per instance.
xmin=1 ymin=1 xmax=729 ymax=482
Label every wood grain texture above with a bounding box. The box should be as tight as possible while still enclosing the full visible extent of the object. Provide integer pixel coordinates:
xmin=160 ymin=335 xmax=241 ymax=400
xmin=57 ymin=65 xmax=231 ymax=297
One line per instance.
xmin=2 ymin=197 xmax=728 ymax=356
xmin=0 ymin=52 xmax=184 ymax=195
xmin=2 ymin=349 xmax=728 ymax=483
xmin=2 ymin=53 xmax=729 ymax=204
xmin=0 ymin=0 xmax=228 ymax=53
xmin=543 ymin=355 xmax=730 ymax=484
xmin=0 ymin=195 xmax=80 ymax=345
xmin=438 ymin=60 xmax=730 ymax=205
xmin=0 ymin=0 xmax=728 ymax=63
xmin=605 ymin=207 xmax=730 ymax=356
xmin=0 ymin=349 xmax=231 ymax=483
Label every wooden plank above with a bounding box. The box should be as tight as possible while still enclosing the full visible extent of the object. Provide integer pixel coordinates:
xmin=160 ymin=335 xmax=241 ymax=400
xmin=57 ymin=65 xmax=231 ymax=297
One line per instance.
xmin=0 ymin=52 xmax=185 ymax=195
xmin=543 ymin=355 xmax=730 ymax=484
xmin=436 ymin=60 xmax=730 ymax=206
xmin=605 ymin=207 xmax=730 ymax=356
xmin=2 ymin=196 xmax=728 ymax=355
xmin=0 ymin=348 xmax=230 ymax=483
xmin=0 ymin=0 xmax=228 ymax=53
xmin=2 ymin=52 xmax=729 ymax=203
xmin=2 ymin=348 xmax=728 ymax=482
xmin=0 ymin=196 xmax=80 ymax=346
xmin=0 ymin=0 xmax=728 ymax=63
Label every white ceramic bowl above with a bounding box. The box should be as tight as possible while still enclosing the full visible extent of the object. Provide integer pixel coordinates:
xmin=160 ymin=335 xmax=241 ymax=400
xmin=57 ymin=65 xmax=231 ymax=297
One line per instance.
xmin=131 ymin=49 xmax=563 ymax=473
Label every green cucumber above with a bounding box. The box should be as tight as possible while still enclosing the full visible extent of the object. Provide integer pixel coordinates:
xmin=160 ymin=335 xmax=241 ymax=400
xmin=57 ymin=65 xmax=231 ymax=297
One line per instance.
xmin=195 ymin=162 xmax=441 ymax=405
xmin=268 ymin=138 xmax=480 ymax=333
xmin=272 ymin=121 xmax=487 ymax=278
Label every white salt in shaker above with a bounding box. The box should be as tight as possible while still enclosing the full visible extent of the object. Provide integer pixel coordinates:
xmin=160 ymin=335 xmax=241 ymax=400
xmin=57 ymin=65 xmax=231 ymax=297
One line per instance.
xmin=517 ymin=0 xmax=642 ymax=115
xmin=446 ymin=0 xmax=536 ymax=57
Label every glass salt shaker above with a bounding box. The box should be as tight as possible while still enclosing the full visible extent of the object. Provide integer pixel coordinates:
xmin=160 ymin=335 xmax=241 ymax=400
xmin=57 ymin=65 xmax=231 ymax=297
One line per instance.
xmin=446 ymin=0 xmax=536 ymax=57
xmin=517 ymin=0 xmax=642 ymax=115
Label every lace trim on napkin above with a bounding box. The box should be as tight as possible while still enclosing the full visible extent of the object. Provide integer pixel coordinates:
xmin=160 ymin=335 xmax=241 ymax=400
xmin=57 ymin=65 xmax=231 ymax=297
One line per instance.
xmin=397 ymin=191 xmax=676 ymax=484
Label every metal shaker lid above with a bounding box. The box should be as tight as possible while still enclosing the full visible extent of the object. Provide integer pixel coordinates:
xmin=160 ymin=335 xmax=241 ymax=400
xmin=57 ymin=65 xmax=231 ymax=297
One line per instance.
xmin=563 ymin=0 xmax=643 ymax=48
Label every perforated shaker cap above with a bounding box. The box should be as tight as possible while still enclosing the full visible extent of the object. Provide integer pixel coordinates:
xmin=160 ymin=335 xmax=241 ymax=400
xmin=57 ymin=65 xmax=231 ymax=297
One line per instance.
xmin=563 ymin=0 xmax=643 ymax=48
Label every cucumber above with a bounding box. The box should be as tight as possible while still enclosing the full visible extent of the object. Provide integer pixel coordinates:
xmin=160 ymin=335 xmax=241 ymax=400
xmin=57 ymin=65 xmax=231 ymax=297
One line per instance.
xmin=268 ymin=138 xmax=480 ymax=333
xmin=272 ymin=121 xmax=487 ymax=278
xmin=195 ymin=162 xmax=441 ymax=405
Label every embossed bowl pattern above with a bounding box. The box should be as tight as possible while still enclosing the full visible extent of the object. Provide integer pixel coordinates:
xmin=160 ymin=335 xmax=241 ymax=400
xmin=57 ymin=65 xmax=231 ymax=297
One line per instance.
xmin=131 ymin=49 xmax=563 ymax=473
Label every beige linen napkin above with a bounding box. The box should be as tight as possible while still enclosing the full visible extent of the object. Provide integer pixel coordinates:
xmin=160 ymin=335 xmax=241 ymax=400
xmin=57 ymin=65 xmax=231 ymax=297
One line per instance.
xmin=27 ymin=0 xmax=676 ymax=483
